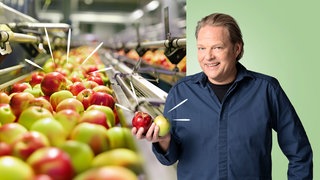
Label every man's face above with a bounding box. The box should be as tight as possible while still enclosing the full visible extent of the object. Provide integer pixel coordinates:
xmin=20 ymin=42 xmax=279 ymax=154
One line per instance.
xmin=197 ymin=25 xmax=241 ymax=84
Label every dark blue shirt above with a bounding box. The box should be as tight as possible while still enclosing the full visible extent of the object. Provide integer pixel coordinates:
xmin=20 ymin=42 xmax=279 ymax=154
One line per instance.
xmin=152 ymin=63 xmax=313 ymax=180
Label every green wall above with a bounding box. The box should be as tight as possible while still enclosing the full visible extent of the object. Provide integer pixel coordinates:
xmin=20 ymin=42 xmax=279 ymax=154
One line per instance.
xmin=186 ymin=0 xmax=319 ymax=179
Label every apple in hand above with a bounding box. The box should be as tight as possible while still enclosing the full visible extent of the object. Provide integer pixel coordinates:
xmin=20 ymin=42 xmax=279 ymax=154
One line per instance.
xmin=9 ymin=92 xmax=35 ymax=118
xmin=0 ymin=104 xmax=16 ymax=124
xmin=153 ymin=115 xmax=171 ymax=136
xmin=0 ymin=156 xmax=35 ymax=180
xmin=41 ymin=71 xmax=67 ymax=96
xmin=56 ymin=98 xmax=84 ymax=114
xmin=27 ymin=147 xmax=74 ymax=180
xmin=59 ymin=140 xmax=94 ymax=174
xmin=12 ymin=131 xmax=50 ymax=160
xmin=30 ymin=117 xmax=67 ymax=147
xmin=0 ymin=92 xmax=10 ymax=104
xmin=70 ymin=122 xmax=109 ymax=155
xmin=132 ymin=111 xmax=152 ymax=134
xmin=87 ymin=104 xmax=115 ymax=128
xmin=0 ymin=123 xmax=28 ymax=145
xmin=89 ymin=91 xmax=115 ymax=109
xmin=18 ymin=106 xmax=53 ymax=130
xmin=49 ymin=90 xmax=74 ymax=111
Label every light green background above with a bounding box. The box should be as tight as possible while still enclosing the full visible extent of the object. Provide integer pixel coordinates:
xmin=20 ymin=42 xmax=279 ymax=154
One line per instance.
xmin=186 ymin=0 xmax=319 ymax=179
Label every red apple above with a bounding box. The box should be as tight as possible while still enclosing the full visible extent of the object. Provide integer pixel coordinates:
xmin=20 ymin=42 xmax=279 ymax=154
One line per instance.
xmin=0 ymin=142 xmax=12 ymax=156
xmin=56 ymin=98 xmax=84 ymax=114
xmin=93 ymin=85 xmax=113 ymax=95
xmin=79 ymin=109 xmax=108 ymax=128
xmin=30 ymin=117 xmax=67 ymax=147
xmin=59 ymin=140 xmax=94 ymax=174
xmin=0 ymin=92 xmax=10 ymax=104
xmin=89 ymin=91 xmax=115 ymax=109
xmin=29 ymin=71 xmax=45 ymax=87
xmin=26 ymin=147 xmax=74 ymax=180
xmin=69 ymin=71 xmax=84 ymax=83
xmin=10 ymin=82 xmax=31 ymax=93
xmin=87 ymin=76 xmax=104 ymax=85
xmin=29 ymin=97 xmax=54 ymax=114
xmin=70 ymin=122 xmax=109 ymax=155
xmin=68 ymin=81 xmax=86 ymax=96
xmin=74 ymin=166 xmax=138 ymax=180
xmin=0 ymin=103 xmax=16 ymax=124
xmin=12 ymin=131 xmax=50 ymax=160
xmin=54 ymin=109 xmax=81 ymax=137
xmin=87 ymin=104 xmax=115 ymax=128
xmin=18 ymin=106 xmax=53 ymax=130
xmin=9 ymin=92 xmax=35 ymax=118
xmin=76 ymin=89 xmax=94 ymax=110
xmin=0 ymin=123 xmax=28 ymax=145
xmin=132 ymin=111 xmax=152 ymax=134
xmin=49 ymin=90 xmax=74 ymax=111
xmin=41 ymin=71 xmax=67 ymax=96
xmin=0 ymin=156 xmax=35 ymax=180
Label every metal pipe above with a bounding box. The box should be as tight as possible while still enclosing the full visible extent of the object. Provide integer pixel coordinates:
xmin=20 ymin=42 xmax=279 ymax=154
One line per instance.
xmin=125 ymin=38 xmax=186 ymax=49
xmin=0 ymin=31 xmax=39 ymax=43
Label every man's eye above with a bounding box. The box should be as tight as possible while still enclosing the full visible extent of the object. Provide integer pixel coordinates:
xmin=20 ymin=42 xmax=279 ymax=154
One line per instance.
xmin=198 ymin=47 xmax=205 ymax=50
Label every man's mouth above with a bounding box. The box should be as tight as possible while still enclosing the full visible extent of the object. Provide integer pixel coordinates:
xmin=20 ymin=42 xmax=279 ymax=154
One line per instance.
xmin=206 ymin=62 xmax=220 ymax=67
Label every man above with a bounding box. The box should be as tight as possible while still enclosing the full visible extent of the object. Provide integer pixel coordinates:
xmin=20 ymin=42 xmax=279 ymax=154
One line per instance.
xmin=132 ymin=13 xmax=313 ymax=179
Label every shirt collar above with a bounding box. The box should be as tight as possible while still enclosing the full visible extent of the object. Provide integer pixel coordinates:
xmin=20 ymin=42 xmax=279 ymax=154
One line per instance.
xmin=192 ymin=62 xmax=254 ymax=87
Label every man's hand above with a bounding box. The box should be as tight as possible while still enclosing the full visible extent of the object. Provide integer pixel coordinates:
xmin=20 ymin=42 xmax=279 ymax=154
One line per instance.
xmin=132 ymin=122 xmax=171 ymax=151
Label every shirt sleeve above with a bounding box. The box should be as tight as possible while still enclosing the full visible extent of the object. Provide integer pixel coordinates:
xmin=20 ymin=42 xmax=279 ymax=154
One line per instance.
xmin=271 ymin=81 xmax=313 ymax=179
xmin=151 ymin=86 xmax=181 ymax=166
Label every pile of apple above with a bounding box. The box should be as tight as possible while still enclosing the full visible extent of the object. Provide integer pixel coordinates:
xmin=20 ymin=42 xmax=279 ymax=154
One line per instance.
xmin=0 ymin=46 xmax=144 ymax=180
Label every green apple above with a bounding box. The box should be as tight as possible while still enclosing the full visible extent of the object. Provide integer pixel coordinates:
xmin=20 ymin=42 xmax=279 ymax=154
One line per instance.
xmin=0 ymin=123 xmax=28 ymax=145
xmin=70 ymin=122 xmax=109 ymax=155
xmin=49 ymin=90 xmax=74 ymax=111
xmin=0 ymin=156 xmax=35 ymax=180
xmin=23 ymin=84 xmax=44 ymax=97
xmin=87 ymin=104 xmax=115 ymax=128
xmin=0 ymin=104 xmax=16 ymax=124
xmin=106 ymin=127 xmax=137 ymax=151
xmin=18 ymin=106 xmax=53 ymax=130
xmin=74 ymin=166 xmax=138 ymax=180
xmin=91 ymin=148 xmax=144 ymax=175
xmin=30 ymin=117 xmax=67 ymax=147
xmin=153 ymin=115 xmax=171 ymax=136
xmin=59 ymin=140 xmax=94 ymax=174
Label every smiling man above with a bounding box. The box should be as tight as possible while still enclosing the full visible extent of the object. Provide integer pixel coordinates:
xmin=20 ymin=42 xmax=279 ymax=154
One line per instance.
xmin=132 ymin=13 xmax=313 ymax=180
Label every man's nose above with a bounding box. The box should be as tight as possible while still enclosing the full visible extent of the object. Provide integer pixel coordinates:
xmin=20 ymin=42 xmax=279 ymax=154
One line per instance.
xmin=204 ymin=49 xmax=214 ymax=60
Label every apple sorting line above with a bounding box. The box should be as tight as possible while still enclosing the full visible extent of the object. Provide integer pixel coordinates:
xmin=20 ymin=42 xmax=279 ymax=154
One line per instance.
xmin=0 ymin=45 xmax=181 ymax=180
